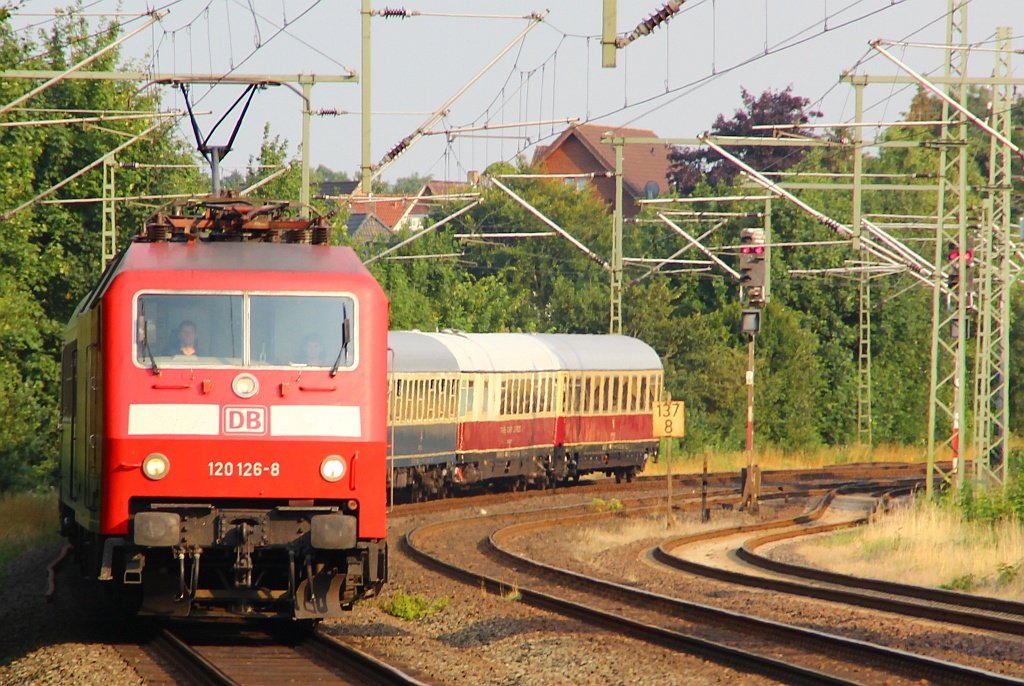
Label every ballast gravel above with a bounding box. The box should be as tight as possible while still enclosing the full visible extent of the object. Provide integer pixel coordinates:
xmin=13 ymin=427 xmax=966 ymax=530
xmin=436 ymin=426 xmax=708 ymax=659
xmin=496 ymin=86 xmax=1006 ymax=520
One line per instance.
xmin=3 ymin=489 xmax=1023 ymax=685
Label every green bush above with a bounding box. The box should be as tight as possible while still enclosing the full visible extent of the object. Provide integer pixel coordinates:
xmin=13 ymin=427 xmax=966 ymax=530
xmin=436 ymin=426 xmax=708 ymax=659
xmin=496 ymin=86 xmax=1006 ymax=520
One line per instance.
xmin=941 ymin=573 xmax=981 ymax=592
xmin=380 ymin=589 xmax=449 ymax=620
xmin=996 ymin=562 xmax=1022 ymax=587
xmin=591 ymin=498 xmax=624 ymax=513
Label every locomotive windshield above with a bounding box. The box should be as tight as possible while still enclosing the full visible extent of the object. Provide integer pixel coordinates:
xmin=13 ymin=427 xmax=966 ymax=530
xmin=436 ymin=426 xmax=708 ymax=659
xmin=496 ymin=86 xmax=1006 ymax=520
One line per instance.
xmin=135 ymin=292 xmax=354 ymax=369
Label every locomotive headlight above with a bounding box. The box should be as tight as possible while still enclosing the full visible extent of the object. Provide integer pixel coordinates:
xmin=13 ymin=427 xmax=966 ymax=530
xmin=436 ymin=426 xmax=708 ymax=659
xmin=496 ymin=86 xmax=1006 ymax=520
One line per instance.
xmin=320 ymin=455 xmax=346 ymax=482
xmin=232 ymin=373 xmax=260 ymax=399
xmin=142 ymin=453 xmax=170 ymax=480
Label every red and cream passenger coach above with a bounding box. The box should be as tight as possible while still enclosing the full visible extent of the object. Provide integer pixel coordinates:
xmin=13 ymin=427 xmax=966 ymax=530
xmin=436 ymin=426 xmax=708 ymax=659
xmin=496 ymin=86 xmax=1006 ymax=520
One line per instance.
xmin=387 ymin=331 xmax=664 ymax=500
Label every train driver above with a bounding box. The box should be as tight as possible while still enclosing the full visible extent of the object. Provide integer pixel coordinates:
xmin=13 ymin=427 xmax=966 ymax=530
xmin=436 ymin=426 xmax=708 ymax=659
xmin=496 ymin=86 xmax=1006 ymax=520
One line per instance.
xmin=173 ymin=320 xmax=199 ymax=357
xmin=298 ymin=333 xmax=325 ymax=366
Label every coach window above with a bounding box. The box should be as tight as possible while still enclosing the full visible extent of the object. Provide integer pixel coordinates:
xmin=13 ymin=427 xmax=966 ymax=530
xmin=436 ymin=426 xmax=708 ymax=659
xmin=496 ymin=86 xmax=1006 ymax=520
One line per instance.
xmin=443 ymin=378 xmax=456 ymax=419
xmin=425 ymin=380 xmax=436 ymax=419
xmin=437 ymin=379 xmax=447 ymax=419
xmin=402 ymin=379 xmax=414 ymax=420
xmin=458 ymin=379 xmax=473 ymax=418
xmin=416 ymin=379 xmax=427 ymax=420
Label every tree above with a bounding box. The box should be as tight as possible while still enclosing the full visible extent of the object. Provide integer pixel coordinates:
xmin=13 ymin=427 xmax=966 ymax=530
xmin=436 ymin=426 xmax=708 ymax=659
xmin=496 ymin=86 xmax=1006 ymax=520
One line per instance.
xmin=667 ymin=87 xmax=822 ymax=195
xmin=388 ymin=173 xmax=432 ymax=195
xmin=0 ymin=10 xmax=201 ymax=492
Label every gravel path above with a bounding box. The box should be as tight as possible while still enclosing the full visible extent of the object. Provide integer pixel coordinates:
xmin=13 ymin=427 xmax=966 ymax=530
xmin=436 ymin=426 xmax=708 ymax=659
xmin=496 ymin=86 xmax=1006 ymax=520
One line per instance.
xmin=0 ymin=544 xmax=140 ymax=686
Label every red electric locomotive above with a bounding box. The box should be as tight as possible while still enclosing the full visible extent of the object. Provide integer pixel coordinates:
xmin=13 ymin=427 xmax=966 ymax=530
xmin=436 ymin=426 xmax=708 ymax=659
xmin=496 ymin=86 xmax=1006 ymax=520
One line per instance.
xmin=58 ymin=196 xmax=389 ymax=619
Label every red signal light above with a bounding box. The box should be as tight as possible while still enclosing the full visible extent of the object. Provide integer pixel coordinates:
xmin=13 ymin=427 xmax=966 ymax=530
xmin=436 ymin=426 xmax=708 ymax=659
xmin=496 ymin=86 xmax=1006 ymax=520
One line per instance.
xmin=963 ymin=250 xmax=973 ymax=261
xmin=948 ymin=250 xmax=959 ymax=261
xmin=741 ymin=246 xmax=751 ymax=254
xmin=753 ymin=246 xmax=764 ymax=255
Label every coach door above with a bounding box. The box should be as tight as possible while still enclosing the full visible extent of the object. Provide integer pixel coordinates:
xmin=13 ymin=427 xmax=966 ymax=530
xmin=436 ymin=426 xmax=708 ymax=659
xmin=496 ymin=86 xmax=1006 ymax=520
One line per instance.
xmin=60 ymin=342 xmax=79 ymax=503
xmin=82 ymin=311 xmax=102 ymax=512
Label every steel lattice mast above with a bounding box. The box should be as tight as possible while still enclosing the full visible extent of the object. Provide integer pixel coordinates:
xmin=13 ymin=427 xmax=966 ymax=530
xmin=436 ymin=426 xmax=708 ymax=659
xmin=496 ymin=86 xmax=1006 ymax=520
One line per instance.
xmin=971 ymin=27 xmax=1014 ymax=490
xmin=925 ymin=0 xmax=971 ymax=496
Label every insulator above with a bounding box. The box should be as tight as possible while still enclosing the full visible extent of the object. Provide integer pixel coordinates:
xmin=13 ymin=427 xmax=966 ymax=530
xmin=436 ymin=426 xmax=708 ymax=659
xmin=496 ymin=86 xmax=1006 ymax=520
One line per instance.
xmin=384 ymin=137 xmax=411 ymax=163
xmin=312 ymin=225 xmax=331 ymax=245
xmin=626 ymin=0 xmax=683 ymax=42
xmin=379 ymin=7 xmax=409 ymax=18
xmin=147 ymin=224 xmax=168 ymax=242
xmin=286 ymin=229 xmax=311 ymax=244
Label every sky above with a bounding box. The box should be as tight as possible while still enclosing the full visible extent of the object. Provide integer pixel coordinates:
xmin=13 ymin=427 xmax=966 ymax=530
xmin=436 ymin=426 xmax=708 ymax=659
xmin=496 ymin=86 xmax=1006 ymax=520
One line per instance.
xmin=9 ymin=0 xmax=1021 ymax=186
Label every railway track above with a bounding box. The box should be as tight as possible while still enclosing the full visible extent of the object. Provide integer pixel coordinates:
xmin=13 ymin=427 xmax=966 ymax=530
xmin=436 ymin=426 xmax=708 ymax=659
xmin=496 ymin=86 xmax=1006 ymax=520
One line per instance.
xmin=403 ymin=479 xmax=1021 ymax=685
xmin=391 ymin=460 xmax=936 ymax=517
xmin=653 ymin=488 xmax=1024 ymax=637
xmin=112 ymin=622 xmax=429 ymax=686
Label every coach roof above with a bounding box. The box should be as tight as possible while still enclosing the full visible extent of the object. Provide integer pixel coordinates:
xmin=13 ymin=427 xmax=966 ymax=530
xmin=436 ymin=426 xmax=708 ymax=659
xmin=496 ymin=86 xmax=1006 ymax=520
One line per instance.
xmin=388 ymin=331 xmax=662 ymax=374
xmin=388 ymin=331 xmax=460 ymax=373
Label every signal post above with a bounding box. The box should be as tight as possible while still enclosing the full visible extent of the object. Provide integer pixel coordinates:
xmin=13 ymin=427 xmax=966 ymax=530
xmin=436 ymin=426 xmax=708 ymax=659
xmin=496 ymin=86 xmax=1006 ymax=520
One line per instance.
xmin=653 ymin=400 xmax=685 ymax=527
xmin=739 ymin=228 xmax=766 ymax=513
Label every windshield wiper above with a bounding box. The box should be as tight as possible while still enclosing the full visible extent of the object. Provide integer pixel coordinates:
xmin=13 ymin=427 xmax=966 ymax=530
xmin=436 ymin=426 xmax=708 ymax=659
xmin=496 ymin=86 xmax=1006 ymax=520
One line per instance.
xmin=139 ymin=312 xmax=160 ymax=376
xmin=329 ymin=318 xmax=351 ymax=378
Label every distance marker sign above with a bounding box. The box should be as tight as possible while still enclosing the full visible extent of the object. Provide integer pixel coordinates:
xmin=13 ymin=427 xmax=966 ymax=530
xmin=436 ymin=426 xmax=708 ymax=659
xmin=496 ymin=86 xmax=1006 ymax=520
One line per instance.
xmin=653 ymin=401 xmax=685 ymax=437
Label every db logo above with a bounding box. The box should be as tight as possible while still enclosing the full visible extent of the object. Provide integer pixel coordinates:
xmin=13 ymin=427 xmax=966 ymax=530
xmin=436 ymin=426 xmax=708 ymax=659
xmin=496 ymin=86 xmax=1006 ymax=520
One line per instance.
xmin=223 ymin=406 xmax=268 ymax=435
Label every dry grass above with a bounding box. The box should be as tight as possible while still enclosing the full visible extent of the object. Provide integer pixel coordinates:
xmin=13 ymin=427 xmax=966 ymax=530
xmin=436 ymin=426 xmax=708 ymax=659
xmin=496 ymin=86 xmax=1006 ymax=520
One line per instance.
xmin=571 ymin=511 xmax=746 ymax=560
xmin=645 ymin=443 xmax=925 ymax=477
xmin=792 ymin=499 xmax=1024 ymax=599
xmin=0 ymin=491 xmax=59 ymax=571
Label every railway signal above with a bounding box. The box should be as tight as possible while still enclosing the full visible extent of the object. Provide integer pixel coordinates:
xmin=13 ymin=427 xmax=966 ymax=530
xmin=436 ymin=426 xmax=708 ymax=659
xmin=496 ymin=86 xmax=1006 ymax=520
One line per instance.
xmin=739 ymin=228 xmax=766 ymax=304
xmin=946 ymin=237 xmax=975 ymax=292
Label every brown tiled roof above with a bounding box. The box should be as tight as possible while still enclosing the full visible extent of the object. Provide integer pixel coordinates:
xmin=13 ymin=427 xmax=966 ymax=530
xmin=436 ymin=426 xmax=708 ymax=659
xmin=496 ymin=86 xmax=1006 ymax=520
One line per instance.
xmin=347 ymin=196 xmax=422 ymax=230
xmin=533 ymin=123 xmax=671 ymax=199
xmin=423 ymin=180 xmax=470 ymax=196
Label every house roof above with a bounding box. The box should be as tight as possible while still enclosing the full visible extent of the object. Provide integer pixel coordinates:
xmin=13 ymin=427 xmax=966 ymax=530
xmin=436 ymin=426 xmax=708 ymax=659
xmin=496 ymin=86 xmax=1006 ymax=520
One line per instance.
xmin=318 ymin=180 xmax=360 ymax=197
xmin=423 ymin=180 xmax=470 ymax=196
xmin=533 ymin=123 xmax=671 ymax=199
xmin=347 ymin=196 xmax=423 ymax=229
xmin=345 ymin=212 xmax=392 ymax=241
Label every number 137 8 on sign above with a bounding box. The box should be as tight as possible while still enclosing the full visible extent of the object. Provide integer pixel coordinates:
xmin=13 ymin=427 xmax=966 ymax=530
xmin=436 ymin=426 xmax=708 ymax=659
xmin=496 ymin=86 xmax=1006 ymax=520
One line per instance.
xmin=653 ymin=401 xmax=685 ymax=437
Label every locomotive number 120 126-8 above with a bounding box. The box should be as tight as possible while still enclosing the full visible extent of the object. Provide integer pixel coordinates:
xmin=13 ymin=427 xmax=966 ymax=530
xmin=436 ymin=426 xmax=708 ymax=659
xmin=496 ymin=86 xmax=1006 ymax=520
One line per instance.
xmin=208 ymin=461 xmax=281 ymax=477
